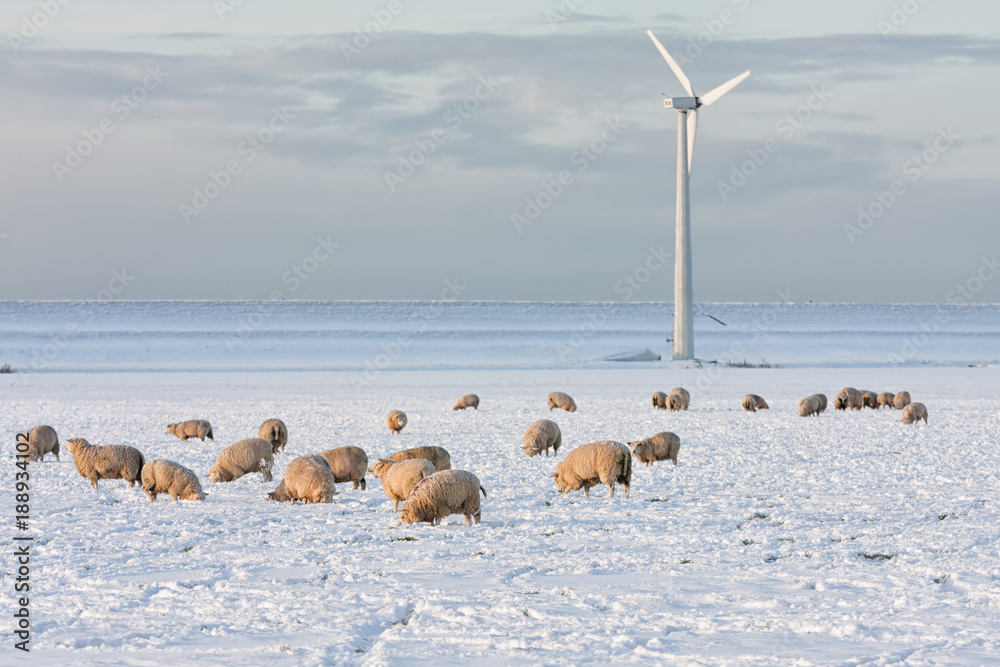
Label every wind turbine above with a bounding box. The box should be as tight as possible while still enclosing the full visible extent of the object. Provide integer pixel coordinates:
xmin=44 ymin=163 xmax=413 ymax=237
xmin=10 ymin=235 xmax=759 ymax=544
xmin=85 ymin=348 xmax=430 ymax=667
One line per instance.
xmin=646 ymin=30 xmax=749 ymax=360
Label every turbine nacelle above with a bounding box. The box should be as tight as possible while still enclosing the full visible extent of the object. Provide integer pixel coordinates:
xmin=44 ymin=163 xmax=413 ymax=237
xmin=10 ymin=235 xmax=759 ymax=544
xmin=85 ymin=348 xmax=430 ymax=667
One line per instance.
xmin=664 ymin=97 xmax=699 ymax=111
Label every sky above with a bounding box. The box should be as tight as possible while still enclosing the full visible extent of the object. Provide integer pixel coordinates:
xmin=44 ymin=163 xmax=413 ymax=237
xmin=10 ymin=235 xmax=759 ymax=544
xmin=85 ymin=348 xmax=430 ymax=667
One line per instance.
xmin=1 ymin=0 xmax=999 ymax=303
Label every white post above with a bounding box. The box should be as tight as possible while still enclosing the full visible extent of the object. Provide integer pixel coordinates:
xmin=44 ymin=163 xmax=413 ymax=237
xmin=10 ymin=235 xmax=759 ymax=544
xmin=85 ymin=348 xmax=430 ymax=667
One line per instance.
xmin=673 ymin=110 xmax=694 ymax=360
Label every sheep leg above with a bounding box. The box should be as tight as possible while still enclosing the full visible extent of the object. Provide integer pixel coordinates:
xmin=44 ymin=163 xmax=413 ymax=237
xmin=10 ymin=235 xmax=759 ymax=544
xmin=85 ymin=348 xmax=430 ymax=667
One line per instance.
xmin=393 ymin=499 xmax=400 ymax=512
xmin=608 ymin=484 xmax=615 ymax=497
xmin=623 ymin=483 xmax=629 ymax=499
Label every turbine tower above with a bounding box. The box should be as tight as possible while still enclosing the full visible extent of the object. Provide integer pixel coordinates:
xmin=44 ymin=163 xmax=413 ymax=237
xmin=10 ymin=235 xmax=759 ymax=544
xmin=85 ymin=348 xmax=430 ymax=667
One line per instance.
xmin=646 ymin=30 xmax=749 ymax=360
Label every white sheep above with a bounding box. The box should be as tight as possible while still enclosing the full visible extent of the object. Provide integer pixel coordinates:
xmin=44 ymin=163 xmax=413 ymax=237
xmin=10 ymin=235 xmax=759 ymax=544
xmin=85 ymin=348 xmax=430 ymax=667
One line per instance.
xmin=268 ymin=454 xmax=338 ymax=503
xmin=861 ymin=390 xmax=879 ymax=409
xmin=741 ymin=394 xmax=769 ymax=412
xmin=389 ymin=446 xmax=451 ymax=471
xmin=165 ymin=419 xmax=214 ymax=442
xmin=841 ymin=388 xmax=864 ymax=410
xmin=453 ymin=394 xmax=480 ymax=411
xmin=208 ymin=438 xmax=274 ymax=483
xmin=548 ymin=392 xmax=578 ymax=412
xmin=258 ymin=418 xmax=288 ymax=454
xmin=901 ymin=402 xmax=928 ymax=425
xmin=652 ymin=391 xmax=668 ymax=410
xmin=877 ymin=392 xmax=895 ymax=409
xmin=66 ymin=438 xmax=145 ymax=489
xmin=893 ymin=391 xmax=912 ymax=410
xmin=812 ymin=393 xmax=828 ymax=413
xmin=400 ymin=470 xmax=487 ymax=526
xmin=522 ymin=419 xmax=562 ymax=458
xmin=387 ymin=410 xmax=408 ymax=434
xmin=141 ymin=459 xmax=205 ymax=501
xmin=798 ymin=395 xmax=822 ymax=417
xmin=628 ymin=432 xmax=680 ymax=466
xmin=552 ymin=441 xmax=632 ymax=498
xmin=316 ymin=446 xmax=369 ymax=490
xmin=668 ymin=387 xmax=690 ymax=411
xmin=368 ymin=458 xmax=436 ymax=512
xmin=19 ymin=425 xmax=59 ymax=461
xmin=833 ymin=394 xmax=847 ymax=411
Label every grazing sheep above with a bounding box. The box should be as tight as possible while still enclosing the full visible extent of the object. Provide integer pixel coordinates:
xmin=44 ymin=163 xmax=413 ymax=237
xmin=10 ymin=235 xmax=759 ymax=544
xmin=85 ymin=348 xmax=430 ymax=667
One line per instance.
xmin=208 ymin=438 xmax=274 ymax=483
xmin=19 ymin=425 xmax=59 ymax=461
xmin=840 ymin=388 xmax=864 ymax=410
xmin=668 ymin=387 xmax=690 ymax=411
xmin=893 ymin=391 xmax=912 ymax=410
xmin=798 ymin=395 xmax=822 ymax=417
xmin=258 ymin=418 xmax=288 ymax=454
xmin=368 ymin=458 xmax=435 ymax=512
xmin=877 ymin=392 xmax=895 ymax=409
xmin=453 ymin=394 xmax=480 ymax=411
xmin=165 ymin=419 xmax=214 ymax=442
xmin=552 ymin=441 xmax=632 ymax=498
xmin=400 ymin=470 xmax=487 ymax=526
xmin=548 ymin=392 xmax=578 ymax=412
xmin=268 ymin=455 xmax=337 ymax=503
xmin=861 ymin=391 xmax=879 ymax=409
xmin=65 ymin=438 xmax=145 ymax=489
xmin=901 ymin=402 xmax=928 ymax=425
xmin=389 ymin=446 xmax=452 ymax=471
xmin=813 ymin=394 xmax=828 ymax=413
xmin=628 ymin=432 xmax=680 ymax=466
xmin=387 ymin=410 xmax=408 ymax=434
xmin=741 ymin=394 xmax=769 ymax=412
xmin=141 ymin=459 xmax=205 ymax=501
xmin=652 ymin=391 xmax=668 ymax=410
xmin=316 ymin=446 xmax=368 ymax=490
xmin=522 ymin=419 xmax=562 ymax=458
xmin=833 ymin=394 xmax=847 ymax=411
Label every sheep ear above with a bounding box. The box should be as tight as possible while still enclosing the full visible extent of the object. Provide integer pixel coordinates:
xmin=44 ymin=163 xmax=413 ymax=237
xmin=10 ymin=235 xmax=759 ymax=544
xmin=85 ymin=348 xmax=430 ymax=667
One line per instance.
xmin=550 ymin=473 xmax=558 ymax=478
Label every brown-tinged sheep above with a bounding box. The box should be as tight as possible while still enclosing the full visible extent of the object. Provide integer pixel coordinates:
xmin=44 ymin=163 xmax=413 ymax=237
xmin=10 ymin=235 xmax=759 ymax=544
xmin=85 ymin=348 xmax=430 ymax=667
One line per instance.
xmin=833 ymin=394 xmax=847 ymax=411
xmin=389 ymin=446 xmax=452 ymax=471
xmin=208 ymin=438 xmax=274 ymax=483
xmin=840 ymin=388 xmax=864 ymax=410
xmin=548 ymin=392 xmax=578 ymax=412
xmin=368 ymin=458 xmax=436 ymax=512
xmin=552 ymin=441 xmax=632 ymax=498
xmin=268 ymin=454 xmax=337 ymax=503
xmin=901 ymin=402 xmax=928 ymax=425
xmin=861 ymin=391 xmax=879 ymax=409
xmin=141 ymin=459 xmax=205 ymax=501
xmin=65 ymin=438 xmax=145 ymax=489
xmin=522 ymin=419 xmax=562 ymax=458
xmin=453 ymin=394 xmax=480 ymax=411
xmin=258 ymin=418 xmax=288 ymax=454
xmin=877 ymin=392 xmax=895 ymax=409
xmin=813 ymin=394 xmax=828 ymax=413
xmin=165 ymin=419 xmax=214 ymax=442
xmin=19 ymin=425 xmax=59 ymax=461
xmin=893 ymin=391 xmax=912 ymax=410
xmin=400 ymin=470 xmax=487 ymax=526
xmin=668 ymin=387 xmax=690 ymax=411
xmin=316 ymin=446 xmax=368 ymax=490
xmin=798 ymin=395 xmax=822 ymax=417
xmin=652 ymin=391 xmax=668 ymax=410
xmin=741 ymin=394 xmax=769 ymax=412
xmin=628 ymin=432 xmax=680 ymax=466
xmin=387 ymin=410 xmax=408 ymax=434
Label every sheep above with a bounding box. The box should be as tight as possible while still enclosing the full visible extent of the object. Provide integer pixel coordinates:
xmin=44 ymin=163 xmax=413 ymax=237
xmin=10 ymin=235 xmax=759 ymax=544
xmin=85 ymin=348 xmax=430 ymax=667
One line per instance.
xmin=208 ymin=438 xmax=274 ymax=483
xmin=552 ymin=441 xmax=632 ymax=498
xmin=453 ymin=394 xmax=480 ymax=411
xmin=833 ymin=394 xmax=847 ymax=411
xmin=18 ymin=425 xmax=59 ymax=461
xmin=741 ymin=394 xmax=769 ymax=412
xmin=400 ymin=470 xmax=487 ymax=526
xmin=548 ymin=392 xmax=577 ymax=412
xmin=840 ymin=388 xmax=864 ymax=410
xmin=668 ymin=387 xmax=690 ymax=411
xmin=141 ymin=459 xmax=205 ymax=501
xmin=652 ymin=391 xmax=668 ymax=410
xmin=65 ymin=438 xmax=145 ymax=489
xmin=901 ymin=402 xmax=928 ymax=425
xmin=387 ymin=410 xmax=407 ymax=434
xmin=798 ymin=395 xmax=822 ymax=417
xmin=316 ymin=446 xmax=368 ymax=490
xmin=522 ymin=419 xmax=562 ymax=458
xmin=389 ymin=446 xmax=451 ymax=471
xmin=258 ymin=418 xmax=288 ymax=454
xmin=628 ymin=432 xmax=680 ymax=466
xmin=268 ymin=455 xmax=337 ymax=503
xmin=893 ymin=391 xmax=912 ymax=410
xmin=861 ymin=391 xmax=880 ymax=409
xmin=813 ymin=393 xmax=828 ymax=413
xmin=368 ymin=458 xmax=435 ymax=512
xmin=165 ymin=419 xmax=214 ymax=442
xmin=877 ymin=392 xmax=896 ymax=409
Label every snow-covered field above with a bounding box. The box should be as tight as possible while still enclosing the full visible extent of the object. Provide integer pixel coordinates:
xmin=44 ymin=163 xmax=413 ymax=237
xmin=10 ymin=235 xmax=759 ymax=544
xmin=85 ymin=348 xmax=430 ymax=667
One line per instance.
xmin=3 ymin=303 xmax=1000 ymax=665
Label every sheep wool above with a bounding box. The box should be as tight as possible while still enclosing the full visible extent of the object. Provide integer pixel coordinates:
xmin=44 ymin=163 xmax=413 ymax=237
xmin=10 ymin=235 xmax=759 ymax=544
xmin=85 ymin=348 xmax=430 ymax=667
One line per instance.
xmin=522 ymin=419 xmax=562 ymax=458
xmin=548 ymin=392 xmax=578 ymax=412
xmin=798 ymin=395 xmax=822 ymax=417
xmin=742 ymin=394 xmax=768 ymax=412
xmin=812 ymin=394 xmax=828 ymax=413
xmin=400 ymin=470 xmax=487 ymax=526
xmin=141 ymin=459 xmax=205 ymax=501
xmin=901 ymin=402 xmax=928 ymax=425
xmin=453 ymin=394 xmax=480 ymax=411
xmin=668 ymin=387 xmax=691 ymax=411
xmin=258 ymin=418 xmax=289 ymax=454
xmin=652 ymin=392 xmax=668 ymax=410
xmin=66 ymin=438 xmax=145 ymax=489
xmin=268 ymin=455 xmax=337 ymax=503
xmin=165 ymin=419 xmax=214 ymax=442
xmin=628 ymin=432 xmax=680 ymax=466
xmin=20 ymin=424 xmax=59 ymax=461
xmin=552 ymin=441 xmax=632 ymax=498
xmin=861 ymin=390 xmax=879 ymax=409
xmin=369 ymin=458 xmax=436 ymax=512
xmin=317 ymin=446 xmax=369 ymax=490
xmin=208 ymin=438 xmax=274 ymax=483
xmin=387 ymin=410 xmax=408 ymax=434
xmin=893 ymin=391 xmax=912 ymax=410
xmin=388 ymin=446 xmax=452 ymax=471
xmin=877 ymin=392 xmax=895 ymax=409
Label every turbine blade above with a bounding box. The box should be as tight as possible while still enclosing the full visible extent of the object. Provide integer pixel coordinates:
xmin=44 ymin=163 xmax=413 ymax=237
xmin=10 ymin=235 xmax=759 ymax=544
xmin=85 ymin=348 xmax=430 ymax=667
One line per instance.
xmin=646 ymin=30 xmax=694 ymax=96
xmin=700 ymin=70 xmax=750 ymax=106
xmin=687 ymin=109 xmax=698 ymax=172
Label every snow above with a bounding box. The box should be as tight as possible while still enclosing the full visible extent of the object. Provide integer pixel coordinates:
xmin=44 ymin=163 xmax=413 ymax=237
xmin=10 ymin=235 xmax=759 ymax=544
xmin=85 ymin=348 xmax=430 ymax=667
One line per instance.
xmin=3 ymin=302 xmax=1000 ymax=665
